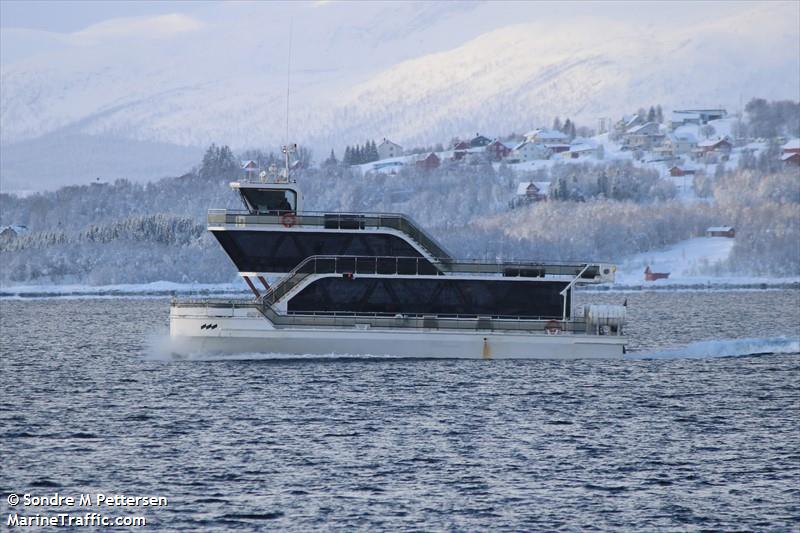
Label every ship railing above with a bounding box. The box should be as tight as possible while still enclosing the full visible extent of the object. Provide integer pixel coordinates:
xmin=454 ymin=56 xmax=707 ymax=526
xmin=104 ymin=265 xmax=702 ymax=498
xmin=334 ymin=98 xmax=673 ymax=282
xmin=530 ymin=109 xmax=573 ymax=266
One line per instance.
xmin=261 ymin=254 xmax=605 ymax=306
xmin=207 ymin=209 xmax=452 ymax=262
xmin=262 ymin=255 xmax=443 ymax=305
xmin=171 ymin=298 xmax=590 ymax=333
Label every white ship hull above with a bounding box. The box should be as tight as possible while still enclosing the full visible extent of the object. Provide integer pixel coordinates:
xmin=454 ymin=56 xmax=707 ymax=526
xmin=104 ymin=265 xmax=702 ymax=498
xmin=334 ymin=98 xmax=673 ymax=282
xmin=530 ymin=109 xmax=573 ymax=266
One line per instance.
xmin=169 ymin=304 xmax=625 ymax=360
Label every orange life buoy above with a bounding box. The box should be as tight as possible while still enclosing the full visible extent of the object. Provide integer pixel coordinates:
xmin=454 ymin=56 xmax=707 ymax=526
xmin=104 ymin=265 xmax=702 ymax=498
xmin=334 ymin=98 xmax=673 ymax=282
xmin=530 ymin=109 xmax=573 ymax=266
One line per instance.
xmin=281 ymin=212 xmax=297 ymax=228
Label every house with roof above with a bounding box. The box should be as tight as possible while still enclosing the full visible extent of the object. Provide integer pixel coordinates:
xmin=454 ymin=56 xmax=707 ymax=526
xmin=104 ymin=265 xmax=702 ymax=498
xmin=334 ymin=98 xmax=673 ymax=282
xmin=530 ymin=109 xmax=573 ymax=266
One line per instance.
xmin=0 ymin=225 xmax=28 ymax=243
xmin=469 ymin=133 xmax=492 ymax=147
xmin=624 ymin=122 xmax=664 ymax=150
xmin=525 ymin=129 xmax=570 ymax=144
xmin=706 ymin=226 xmax=735 ymax=238
xmin=511 ymin=141 xmax=551 ymax=162
xmin=656 ymin=132 xmax=698 ymax=156
xmin=241 ymin=160 xmax=259 ymax=179
xmin=378 ymin=138 xmax=403 ymax=160
xmin=559 ymin=143 xmax=598 ymax=159
xmin=674 ymin=108 xmax=727 ymax=125
xmin=415 ymin=152 xmax=441 ymax=171
xmin=697 ymin=137 xmax=733 ymax=155
xmin=510 ymin=181 xmax=549 ymax=208
xmin=669 ymin=164 xmax=697 ymax=177
xmin=783 ymin=138 xmax=800 ymax=154
xmin=486 ymin=140 xmax=511 ymax=161
xmin=781 ymin=138 xmax=800 ymax=166
xmin=615 ymin=114 xmax=644 ymax=134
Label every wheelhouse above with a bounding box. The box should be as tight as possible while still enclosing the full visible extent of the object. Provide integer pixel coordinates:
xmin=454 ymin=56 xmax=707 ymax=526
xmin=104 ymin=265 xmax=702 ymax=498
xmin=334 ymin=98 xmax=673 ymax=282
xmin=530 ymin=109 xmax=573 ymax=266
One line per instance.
xmin=231 ymin=181 xmax=302 ymax=214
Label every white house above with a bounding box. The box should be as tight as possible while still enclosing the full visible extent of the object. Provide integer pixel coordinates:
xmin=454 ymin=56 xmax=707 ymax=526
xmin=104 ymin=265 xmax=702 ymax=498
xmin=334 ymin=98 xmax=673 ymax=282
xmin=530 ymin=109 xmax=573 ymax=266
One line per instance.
xmin=671 ymin=108 xmax=727 ymax=128
xmin=512 ymin=141 xmax=552 ymax=161
xmin=524 ymin=129 xmax=569 ymax=144
xmin=624 ymin=122 xmax=664 ymax=149
xmin=559 ymin=143 xmax=598 ymax=159
xmin=377 ymin=138 xmax=403 ymax=160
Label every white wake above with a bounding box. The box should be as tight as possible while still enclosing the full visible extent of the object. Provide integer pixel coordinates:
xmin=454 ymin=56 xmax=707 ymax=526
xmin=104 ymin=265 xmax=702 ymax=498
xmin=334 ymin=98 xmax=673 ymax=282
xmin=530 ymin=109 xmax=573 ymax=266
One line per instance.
xmin=628 ymin=336 xmax=800 ymax=360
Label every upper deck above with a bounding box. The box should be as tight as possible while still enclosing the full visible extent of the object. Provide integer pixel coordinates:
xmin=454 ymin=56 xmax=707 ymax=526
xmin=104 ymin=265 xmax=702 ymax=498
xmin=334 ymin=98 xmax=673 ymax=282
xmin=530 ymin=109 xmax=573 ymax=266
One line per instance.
xmin=208 ymin=209 xmax=616 ymax=283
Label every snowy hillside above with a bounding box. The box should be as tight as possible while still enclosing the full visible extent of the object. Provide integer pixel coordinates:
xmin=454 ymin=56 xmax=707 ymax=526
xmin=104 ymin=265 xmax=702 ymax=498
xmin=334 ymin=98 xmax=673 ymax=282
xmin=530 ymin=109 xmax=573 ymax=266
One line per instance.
xmin=1 ymin=1 xmax=798 ymax=191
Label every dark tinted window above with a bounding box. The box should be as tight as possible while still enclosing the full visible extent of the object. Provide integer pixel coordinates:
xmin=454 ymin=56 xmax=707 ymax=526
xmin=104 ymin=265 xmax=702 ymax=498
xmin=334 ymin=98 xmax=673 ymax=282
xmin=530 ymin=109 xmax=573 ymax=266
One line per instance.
xmin=213 ymin=230 xmax=427 ymax=273
xmin=240 ymin=189 xmax=297 ymax=214
xmin=289 ymin=278 xmax=568 ymax=318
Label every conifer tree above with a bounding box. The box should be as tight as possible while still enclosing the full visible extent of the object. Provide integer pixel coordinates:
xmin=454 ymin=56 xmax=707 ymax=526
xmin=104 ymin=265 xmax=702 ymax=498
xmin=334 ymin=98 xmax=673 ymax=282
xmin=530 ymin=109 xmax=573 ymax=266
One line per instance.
xmin=553 ymin=117 xmax=562 ymax=132
xmin=647 ymin=106 xmax=656 ymax=122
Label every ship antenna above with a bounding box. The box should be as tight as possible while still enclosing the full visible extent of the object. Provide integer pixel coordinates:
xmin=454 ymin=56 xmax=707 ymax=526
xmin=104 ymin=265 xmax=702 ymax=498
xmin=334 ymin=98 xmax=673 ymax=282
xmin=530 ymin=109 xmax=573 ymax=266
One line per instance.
xmin=285 ymin=19 xmax=292 ymax=148
xmin=282 ymin=19 xmax=294 ymax=183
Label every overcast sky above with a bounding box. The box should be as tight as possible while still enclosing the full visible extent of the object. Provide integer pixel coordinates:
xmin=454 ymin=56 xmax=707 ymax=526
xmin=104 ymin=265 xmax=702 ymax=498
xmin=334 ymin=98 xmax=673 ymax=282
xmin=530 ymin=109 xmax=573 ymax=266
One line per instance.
xmin=0 ymin=0 xmax=777 ymax=34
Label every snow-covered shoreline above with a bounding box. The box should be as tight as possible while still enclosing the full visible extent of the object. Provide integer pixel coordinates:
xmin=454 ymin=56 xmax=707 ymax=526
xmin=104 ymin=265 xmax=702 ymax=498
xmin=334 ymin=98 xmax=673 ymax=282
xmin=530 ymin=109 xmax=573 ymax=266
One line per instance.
xmin=2 ymin=278 xmax=797 ymax=299
xmin=0 ymin=281 xmax=250 ymax=299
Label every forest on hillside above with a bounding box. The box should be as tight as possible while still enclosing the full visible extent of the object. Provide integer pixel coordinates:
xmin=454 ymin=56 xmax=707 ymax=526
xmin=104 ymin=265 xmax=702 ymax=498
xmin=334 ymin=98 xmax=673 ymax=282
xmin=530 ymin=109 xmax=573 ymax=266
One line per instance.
xmin=1 ymin=149 xmax=798 ymax=285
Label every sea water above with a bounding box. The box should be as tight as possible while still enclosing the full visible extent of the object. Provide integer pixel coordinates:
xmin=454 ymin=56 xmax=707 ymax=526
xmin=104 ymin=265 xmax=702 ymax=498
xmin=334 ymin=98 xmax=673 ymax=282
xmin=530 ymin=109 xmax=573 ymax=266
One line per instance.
xmin=1 ymin=290 xmax=798 ymax=530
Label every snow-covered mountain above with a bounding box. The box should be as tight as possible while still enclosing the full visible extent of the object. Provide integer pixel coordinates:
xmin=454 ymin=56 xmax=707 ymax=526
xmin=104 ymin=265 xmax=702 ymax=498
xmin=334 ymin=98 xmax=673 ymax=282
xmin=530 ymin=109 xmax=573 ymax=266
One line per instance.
xmin=1 ymin=0 xmax=798 ymax=191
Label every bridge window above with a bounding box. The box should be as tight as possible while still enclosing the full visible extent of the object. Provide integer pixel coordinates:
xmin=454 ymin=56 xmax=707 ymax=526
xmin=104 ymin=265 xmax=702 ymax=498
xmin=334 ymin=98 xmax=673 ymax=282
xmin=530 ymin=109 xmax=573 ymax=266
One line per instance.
xmin=240 ymin=189 xmax=297 ymax=214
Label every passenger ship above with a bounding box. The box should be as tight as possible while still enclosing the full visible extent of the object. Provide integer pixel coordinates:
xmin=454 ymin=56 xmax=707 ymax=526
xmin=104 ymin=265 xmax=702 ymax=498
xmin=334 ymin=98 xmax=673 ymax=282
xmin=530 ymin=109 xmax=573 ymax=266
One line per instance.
xmin=170 ymin=147 xmax=626 ymax=359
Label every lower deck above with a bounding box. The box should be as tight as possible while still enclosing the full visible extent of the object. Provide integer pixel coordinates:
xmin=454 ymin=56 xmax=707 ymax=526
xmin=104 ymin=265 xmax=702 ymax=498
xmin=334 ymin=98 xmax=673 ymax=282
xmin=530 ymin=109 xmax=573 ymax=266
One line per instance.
xmin=169 ymin=301 xmax=625 ymax=359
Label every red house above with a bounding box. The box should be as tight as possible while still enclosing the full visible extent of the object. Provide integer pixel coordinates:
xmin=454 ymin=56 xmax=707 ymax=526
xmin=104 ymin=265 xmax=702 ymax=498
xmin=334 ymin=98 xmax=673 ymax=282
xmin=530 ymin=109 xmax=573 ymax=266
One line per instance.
xmin=697 ymin=137 xmax=732 ymax=154
xmin=486 ymin=140 xmax=511 ymax=161
xmin=644 ymin=266 xmax=670 ymax=281
xmin=782 ymin=139 xmax=800 ymax=166
xmin=706 ymin=226 xmax=736 ymax=238
xmin=782 ymin=152 xmax=800 ymax=166
xmin=669 ymin=165 xmax=696 ymax=177
xmin=416 ymin=152 xmax=441 ymax=171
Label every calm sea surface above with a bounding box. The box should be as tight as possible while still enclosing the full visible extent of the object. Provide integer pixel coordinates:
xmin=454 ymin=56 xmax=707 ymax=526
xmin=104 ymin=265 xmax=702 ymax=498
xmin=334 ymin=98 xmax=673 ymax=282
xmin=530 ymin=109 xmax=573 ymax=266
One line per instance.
xmin=1 ymin=290 xmax=799 ymax=531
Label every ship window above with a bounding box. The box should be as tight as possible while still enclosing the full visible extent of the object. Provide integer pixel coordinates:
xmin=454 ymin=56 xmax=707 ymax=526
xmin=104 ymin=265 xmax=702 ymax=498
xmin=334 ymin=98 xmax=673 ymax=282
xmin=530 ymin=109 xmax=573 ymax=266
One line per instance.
xmin=240 ymin=189 xmax=297 ymax=214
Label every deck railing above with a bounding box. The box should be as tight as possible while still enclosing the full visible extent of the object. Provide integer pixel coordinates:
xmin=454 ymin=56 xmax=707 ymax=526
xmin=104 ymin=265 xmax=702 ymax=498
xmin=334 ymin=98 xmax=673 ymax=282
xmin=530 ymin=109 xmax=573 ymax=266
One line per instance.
xmin=172 ymin=298 xmax=589 ymax=334
xmin=260 ymin=254 xmax=602 ymax=306
xmin=208 ymin=209 xmax=452 ymax=262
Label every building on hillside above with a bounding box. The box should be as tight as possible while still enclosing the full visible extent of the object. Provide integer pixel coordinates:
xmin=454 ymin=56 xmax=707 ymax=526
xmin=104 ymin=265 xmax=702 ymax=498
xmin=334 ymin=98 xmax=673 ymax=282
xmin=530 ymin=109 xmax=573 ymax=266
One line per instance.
xmin=781 ymin=139 xmax=800 ymax=159
xmin=241 ymin=160 xmax=259 ymax=179
xmin=706 ymin=226 xmax=736 ymax=238
xmin=615 ymin=114 xmax=644 ymax=133
xmin=510 ymin=181 xmax=548 ymax=208
xmin=624 ymin=122 xmax=664 ymax=150
xmin=525 ymin=128 xmax=570 ymax=144
xmin=0 ymin=225 xmax=28 ymax=243
xmin=559 ymin=143 xmax=598 ymax=159
xmin=517 ymin=182 xmax=547 ymax=201
xmin=453 ymin=141 xmax=470 ymax=151
xmin=377 ymin=138 xmax=403 ymax=160
xmin=469 ymin=134 xmax=492 ymax=147
xmin=543 ymin=143 xmax=571 ymax=154
xmin=655 ymin=132 xmax=698 ymax=156
xmin=415 ymin=152 xmax=441 ymax=171
xmin=485 ymin=140 xmax=511 ymax=161
xmin=511 ymin=141 xmax=551 ymax=162
xmin=671 ymin=108 xmax=727 ymax=128
xmin=781 ymin=152 xmax=800 ymax=166
xmin=697 ymin=137 xmax=733 ymax=155
xmin=644 ymin=266 xmax=670 ymax=281
xmin=669 ymin=165 xmax=696 ymax=177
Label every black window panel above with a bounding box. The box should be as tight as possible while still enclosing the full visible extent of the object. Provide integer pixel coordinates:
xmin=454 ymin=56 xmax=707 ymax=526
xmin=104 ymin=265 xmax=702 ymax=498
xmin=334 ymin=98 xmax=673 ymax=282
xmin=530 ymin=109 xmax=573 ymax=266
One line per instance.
xmin=212 ymin=230 xmax=429 ymax=273
xmin=289 ymin=278 xmax=569 ymax=318
xmin=240 ymin=189 xmax=297 ymax=214
xmin=337 ymin=256 xmax=356 ymax=273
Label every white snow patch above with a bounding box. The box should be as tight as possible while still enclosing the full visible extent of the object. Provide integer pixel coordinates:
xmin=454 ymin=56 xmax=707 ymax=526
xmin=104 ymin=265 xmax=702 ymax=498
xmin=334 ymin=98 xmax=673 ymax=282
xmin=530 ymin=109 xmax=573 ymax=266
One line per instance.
xmin=615 ymin=236 xmax=735 ymax=285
